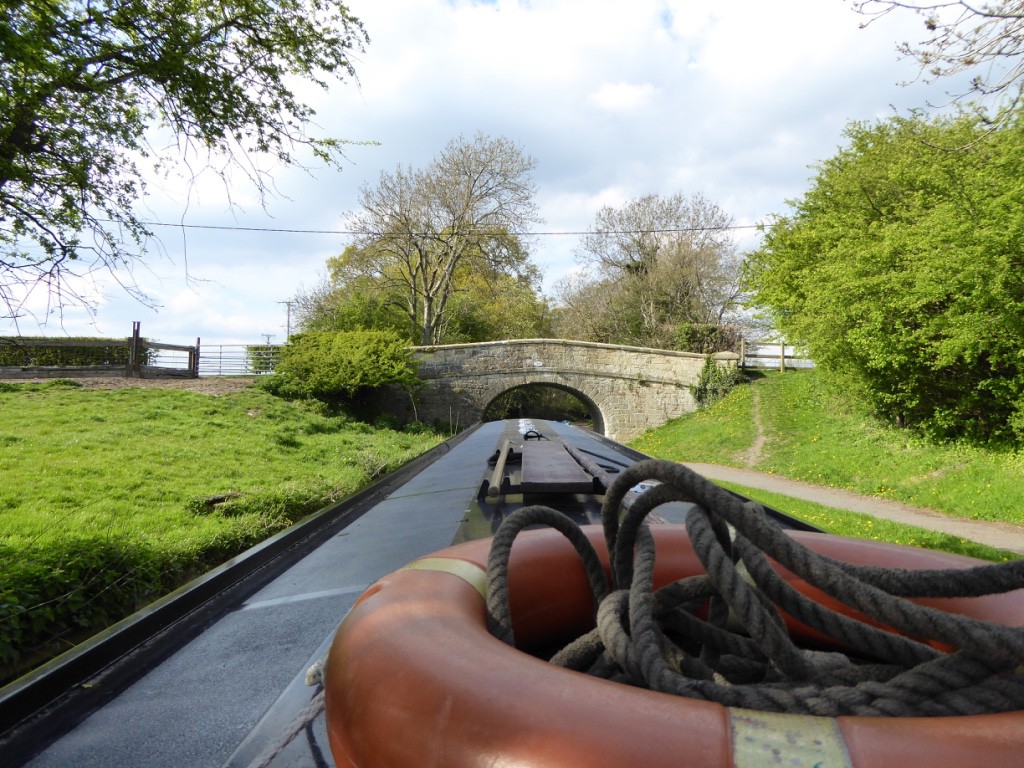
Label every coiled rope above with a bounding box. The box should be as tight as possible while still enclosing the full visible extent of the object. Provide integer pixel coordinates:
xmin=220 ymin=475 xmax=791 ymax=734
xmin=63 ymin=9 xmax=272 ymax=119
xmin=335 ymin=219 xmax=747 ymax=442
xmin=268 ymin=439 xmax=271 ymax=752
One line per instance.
xmin=486 ymin=459 xmax=1024 ymax=717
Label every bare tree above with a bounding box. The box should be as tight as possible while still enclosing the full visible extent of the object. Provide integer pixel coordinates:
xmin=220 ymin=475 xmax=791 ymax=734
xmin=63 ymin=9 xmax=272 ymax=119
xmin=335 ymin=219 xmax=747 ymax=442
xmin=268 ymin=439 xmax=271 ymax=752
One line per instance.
xmin=553 ymin=268 xmax=629 ymax=344
xmin=344 ymin=134 xmax=542 ymax=345
xmin=556 ymin=193 xmax=742 ymax=350
xmin=852 ymin=1 xmax=1024 ymax=116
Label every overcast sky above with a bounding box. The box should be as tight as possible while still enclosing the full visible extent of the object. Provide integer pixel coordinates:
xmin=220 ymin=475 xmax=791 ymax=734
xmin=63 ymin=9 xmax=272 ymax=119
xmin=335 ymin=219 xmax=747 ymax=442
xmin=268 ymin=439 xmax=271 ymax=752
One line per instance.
xmin=4 ymin=0 xmax=967 ymax=346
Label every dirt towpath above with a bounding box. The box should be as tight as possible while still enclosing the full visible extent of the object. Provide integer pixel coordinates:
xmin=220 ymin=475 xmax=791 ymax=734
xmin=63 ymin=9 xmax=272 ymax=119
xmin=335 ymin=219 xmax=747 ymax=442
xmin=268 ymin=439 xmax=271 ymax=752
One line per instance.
xmin=684 ymin=462 xmax=1024 ymax=556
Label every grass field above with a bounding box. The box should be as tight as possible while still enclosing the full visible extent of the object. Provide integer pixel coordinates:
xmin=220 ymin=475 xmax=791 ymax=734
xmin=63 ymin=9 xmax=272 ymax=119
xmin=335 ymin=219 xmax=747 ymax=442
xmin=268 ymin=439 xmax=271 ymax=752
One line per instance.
xmin=0 ymin=379 xmax=443 ymax=680
xmin=631 ymin=369 xmax=1024 ymax=561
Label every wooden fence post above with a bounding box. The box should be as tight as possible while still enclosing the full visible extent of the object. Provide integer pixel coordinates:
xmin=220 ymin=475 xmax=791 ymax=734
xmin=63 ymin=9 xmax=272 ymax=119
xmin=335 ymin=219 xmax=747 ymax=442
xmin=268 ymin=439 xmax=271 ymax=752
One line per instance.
xmin=779 ymin=340 xmax=786 ymax=372
xmin=191 ymin=338 xmax=201 ymax=378
xmin=129 ymin=321 xmax=142 ymax=378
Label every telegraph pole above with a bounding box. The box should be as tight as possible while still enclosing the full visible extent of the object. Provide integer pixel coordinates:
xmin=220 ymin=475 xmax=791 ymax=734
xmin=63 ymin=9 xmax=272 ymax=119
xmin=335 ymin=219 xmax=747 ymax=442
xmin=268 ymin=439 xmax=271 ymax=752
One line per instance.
xmin=278 ymin=300 xmax=293 ymax=340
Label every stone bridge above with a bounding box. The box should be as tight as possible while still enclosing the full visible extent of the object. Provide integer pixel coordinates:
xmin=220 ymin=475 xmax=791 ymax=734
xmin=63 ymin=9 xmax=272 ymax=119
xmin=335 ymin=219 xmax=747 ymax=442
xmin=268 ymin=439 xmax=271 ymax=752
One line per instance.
xmin=407 ymin=339 xmax=738 ymax=442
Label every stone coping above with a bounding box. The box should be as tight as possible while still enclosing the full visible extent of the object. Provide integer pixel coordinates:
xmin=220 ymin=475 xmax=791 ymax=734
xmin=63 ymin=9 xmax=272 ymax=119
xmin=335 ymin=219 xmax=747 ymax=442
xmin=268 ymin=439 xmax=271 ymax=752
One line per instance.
xmin=411 ymin=338 xmax=739 ymax=360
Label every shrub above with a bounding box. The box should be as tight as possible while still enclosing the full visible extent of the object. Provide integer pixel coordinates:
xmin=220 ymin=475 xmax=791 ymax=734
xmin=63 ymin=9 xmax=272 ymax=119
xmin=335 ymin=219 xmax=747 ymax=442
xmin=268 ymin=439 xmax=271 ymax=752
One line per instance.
xmin=692 ymin=355 xmax=744 ymax=407
xmin=674 ymin=323 xmax=742 ymax=354
xmin=265 ymin=330 xmax=419 ymax=402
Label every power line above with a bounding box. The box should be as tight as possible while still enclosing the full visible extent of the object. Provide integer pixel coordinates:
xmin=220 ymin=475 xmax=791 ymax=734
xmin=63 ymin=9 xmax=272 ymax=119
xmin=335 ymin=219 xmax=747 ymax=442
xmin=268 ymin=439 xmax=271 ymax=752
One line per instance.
xmin=144 ymin=221 xmax=350 ymax=235
xmin=139 ymin=220 xmax=764 ymax=236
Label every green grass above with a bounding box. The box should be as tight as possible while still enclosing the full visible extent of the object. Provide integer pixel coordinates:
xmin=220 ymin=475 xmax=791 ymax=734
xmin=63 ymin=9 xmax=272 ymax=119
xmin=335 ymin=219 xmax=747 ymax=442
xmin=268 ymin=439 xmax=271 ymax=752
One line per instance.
xmin=631 ymin=369 xmax=1024 ymax=558
xmin=0 ymin=380 xmax=443 ymax=680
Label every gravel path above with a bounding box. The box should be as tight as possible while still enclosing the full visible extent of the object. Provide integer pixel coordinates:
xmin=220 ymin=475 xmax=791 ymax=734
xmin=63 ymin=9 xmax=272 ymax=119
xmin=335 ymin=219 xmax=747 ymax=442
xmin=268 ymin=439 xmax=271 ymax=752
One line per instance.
xmin=684 ymin=462 xmax=1024 ymax=556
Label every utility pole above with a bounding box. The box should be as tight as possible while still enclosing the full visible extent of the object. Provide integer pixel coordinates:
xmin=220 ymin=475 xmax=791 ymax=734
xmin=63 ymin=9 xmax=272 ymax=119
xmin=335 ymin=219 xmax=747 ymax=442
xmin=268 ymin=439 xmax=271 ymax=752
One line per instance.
xmin=278 ymin=300 xmax=293 ymax=340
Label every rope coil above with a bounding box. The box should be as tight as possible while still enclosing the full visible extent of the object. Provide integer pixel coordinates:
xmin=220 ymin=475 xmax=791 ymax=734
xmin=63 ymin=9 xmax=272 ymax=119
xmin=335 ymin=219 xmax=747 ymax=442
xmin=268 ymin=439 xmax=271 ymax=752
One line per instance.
xmin=486 ymin=459 xmax=1024 ymax=717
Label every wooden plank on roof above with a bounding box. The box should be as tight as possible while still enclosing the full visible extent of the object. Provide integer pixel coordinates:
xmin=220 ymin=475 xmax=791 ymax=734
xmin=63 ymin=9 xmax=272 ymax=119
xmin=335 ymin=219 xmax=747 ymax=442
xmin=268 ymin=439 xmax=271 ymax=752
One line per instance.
xmin=520 ymin=441 xmax=595 ymax=494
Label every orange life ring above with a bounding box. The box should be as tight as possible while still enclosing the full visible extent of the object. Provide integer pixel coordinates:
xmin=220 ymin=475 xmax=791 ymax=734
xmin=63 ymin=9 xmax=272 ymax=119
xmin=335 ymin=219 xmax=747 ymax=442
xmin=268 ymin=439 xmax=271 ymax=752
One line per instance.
xmin=323 ymin=525 xmax=1024 ymax=768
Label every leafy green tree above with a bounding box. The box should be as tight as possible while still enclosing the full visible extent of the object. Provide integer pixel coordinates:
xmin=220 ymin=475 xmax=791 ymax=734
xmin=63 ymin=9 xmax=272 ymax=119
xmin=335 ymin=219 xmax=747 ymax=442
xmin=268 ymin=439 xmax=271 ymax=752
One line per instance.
xmin=296 ymin=250 xmax=551 ymax=344
xmin=432 ymin=267 xmax=552 ymax=344
xmin=745 ymin=109 xmax=1024 ymax=442
xmin=340 ymin=133 xmax=542 ymax=345
xmin=1 ymin=0 xmax=367 ymax=321
xmin=294 ymin=265 xmax=409 ymax=337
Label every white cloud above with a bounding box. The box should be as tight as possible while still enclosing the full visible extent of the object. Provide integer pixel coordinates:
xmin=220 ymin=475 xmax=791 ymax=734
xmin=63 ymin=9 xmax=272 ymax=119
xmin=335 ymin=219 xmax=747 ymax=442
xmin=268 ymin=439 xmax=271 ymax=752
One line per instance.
xmin=2 ymin=0 xmax=978 ymax=343
xmin=588 ymin=82 xmax=660 ymax=112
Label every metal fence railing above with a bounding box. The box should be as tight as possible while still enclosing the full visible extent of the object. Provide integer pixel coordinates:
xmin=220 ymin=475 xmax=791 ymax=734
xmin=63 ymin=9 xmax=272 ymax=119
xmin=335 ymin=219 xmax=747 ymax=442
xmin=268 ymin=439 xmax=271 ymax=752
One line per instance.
xmin=197 ymin=344 xmax=282 ymax=377
xmin=740 ymin=343 xmax=815 ymax=370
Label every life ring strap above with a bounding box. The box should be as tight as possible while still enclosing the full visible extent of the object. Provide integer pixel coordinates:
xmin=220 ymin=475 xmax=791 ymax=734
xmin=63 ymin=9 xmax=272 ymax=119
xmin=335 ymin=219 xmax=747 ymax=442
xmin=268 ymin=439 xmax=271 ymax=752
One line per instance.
xmin=400 ymin=557 xmax=488 ymax=600
xmin=730 ymin=708 xmax=852 ymax=768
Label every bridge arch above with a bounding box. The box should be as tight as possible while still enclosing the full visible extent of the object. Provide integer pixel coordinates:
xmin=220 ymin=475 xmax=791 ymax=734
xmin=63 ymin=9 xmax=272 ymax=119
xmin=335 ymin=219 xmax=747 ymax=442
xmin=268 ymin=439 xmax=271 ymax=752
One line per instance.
xmin=408 ymin=339 xmax=737 ymax=441
xmin=480 ymin=379 xmax=606 ymax=435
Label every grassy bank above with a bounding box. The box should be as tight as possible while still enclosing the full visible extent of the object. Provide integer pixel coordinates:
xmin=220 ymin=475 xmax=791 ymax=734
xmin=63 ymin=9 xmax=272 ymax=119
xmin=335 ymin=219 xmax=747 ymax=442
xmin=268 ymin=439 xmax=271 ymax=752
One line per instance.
xmin=0 ymin=380 xmax=443 ymax=681
xmin=631 ymin=369 xmax=1024 ymax=559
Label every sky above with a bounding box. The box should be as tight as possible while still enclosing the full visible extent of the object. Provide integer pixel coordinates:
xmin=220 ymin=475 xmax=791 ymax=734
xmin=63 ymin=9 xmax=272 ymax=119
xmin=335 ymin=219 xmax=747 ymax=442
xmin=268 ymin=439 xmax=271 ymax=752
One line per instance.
xmin=3 ymin=0 xmax=971 ymax=346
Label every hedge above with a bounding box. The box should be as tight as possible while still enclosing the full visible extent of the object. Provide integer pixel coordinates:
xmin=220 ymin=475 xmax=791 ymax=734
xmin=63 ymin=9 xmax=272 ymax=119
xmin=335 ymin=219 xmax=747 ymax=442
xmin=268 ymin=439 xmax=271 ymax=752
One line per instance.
xmin=0 ymin=337 xmax=153 ymax=367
